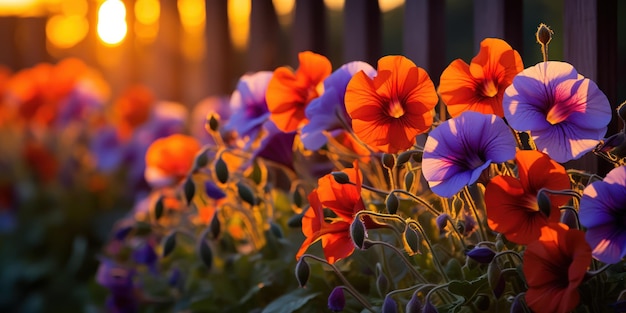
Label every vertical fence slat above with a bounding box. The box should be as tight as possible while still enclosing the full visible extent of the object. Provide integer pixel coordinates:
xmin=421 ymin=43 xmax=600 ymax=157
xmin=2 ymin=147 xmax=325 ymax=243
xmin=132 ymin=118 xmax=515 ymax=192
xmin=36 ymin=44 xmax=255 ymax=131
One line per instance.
xmin=563 ymin=0 xmax=607 ymax=172
xmin=403 ymin=0 xmax=445 ymax=84
xmin=205 ymin=0 xmax=233 ymax=96
xmin=248 ymin=0 xmax=281 ymax=71
xmin=343 ymin=0 xmax=380 ymax=66
xmin=14 ymin=17 xmax=50 ymax=68
xmin=0 ymin=17 xmax=18 ymax=70
xmin=473 ymin=0 xmax=523 ymax=52
xmin=292 ymin=0 xmax=326 ymax=65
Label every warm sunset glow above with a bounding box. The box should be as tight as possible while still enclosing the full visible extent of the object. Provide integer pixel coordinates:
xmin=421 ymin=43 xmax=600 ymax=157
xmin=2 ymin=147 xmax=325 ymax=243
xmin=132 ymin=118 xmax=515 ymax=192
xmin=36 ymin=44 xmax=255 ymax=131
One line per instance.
xmin=178 ymin=0 xmax=205 ymax=33
xmin=60 ymin=0 xmax=87 ymax=16
xmin=323 ymin=0 xmax=344 ymax=11
xmin=135 ymin=0 xmax=159 ymax=25
xmin=273 ymin=0 xmax=294 ymax=16
xmin=97 ymin=0 xmax=127 ymax=46
xmin=378 ymin=0 xmax=403 ymax=12
xmin=227 ymin=0 xmax=251 ymax=50
xmin=0 ymin=0 xmax=46 ymax=16
xmin=46 ymin=14 xmax=88 ymax=49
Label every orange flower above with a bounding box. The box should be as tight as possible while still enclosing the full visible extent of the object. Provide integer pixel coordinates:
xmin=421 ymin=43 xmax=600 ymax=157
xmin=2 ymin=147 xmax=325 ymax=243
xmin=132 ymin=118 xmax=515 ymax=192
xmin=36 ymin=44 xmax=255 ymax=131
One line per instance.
xmin=485 ymin=150 xmax=571 ymax=244
xmin=439 ymin=38 xmax=523 ymax=117
xmin=345 ymin=55 xmax=438 ymax=154
xmin=523 ymin=223 xmax=591 ymax=313
xmin=113 ymin=84 xmax=155 ymax=140
xmin=144 ymin=134 xmax=201 ymax=187
xmin=266 ymin=51 xmax=331 ymax=132
xmin=296 ymin=162 xmax=364 ymax=264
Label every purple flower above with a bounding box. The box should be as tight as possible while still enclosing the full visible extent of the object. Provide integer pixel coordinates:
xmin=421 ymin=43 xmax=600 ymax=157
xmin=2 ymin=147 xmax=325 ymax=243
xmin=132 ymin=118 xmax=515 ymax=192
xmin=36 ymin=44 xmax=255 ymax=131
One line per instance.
xmin=422 ymin=111 xmax=516 ymax=197
xmin=503 ymin=61 xmax=611 ymax=163
xmin=96 ymin=260 xmax=138 ymax=313
xmin=224 ymin=71 xmax=273 ymax=140
xmin=301 ymin=61 xmax=376 ymax=150
xmin=327 ymin=286 xmax=345 ymax=312
xmin=254 ymin=121 xmax=296 ymax=170
xmin=579 ymin=165 xmax=626 ymax=264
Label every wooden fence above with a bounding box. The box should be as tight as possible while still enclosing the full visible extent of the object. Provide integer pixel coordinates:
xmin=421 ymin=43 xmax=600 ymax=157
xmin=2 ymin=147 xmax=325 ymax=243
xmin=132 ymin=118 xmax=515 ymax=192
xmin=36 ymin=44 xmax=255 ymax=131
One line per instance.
xmin=0 ymin=0 xmax=623 ymax=173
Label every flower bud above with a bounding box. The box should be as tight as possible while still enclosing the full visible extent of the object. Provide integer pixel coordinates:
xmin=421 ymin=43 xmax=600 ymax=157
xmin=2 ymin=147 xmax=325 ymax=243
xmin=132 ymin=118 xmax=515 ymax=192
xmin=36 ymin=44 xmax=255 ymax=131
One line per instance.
xmin=376 ymin=270 xmax=389 ymax=297
xmin=487 ymin=261 xmax=504 ymax=298
xmin=194 ymin=149 xmax=209 ymax=169
xmin=154 ymin=195 xmax=165 ymax=220
xmin=510 ymin=293 xmax=529 ymax=313
xmin=435 ymin=213 xmax=450 ymax=234
xmin=405 ymin=292 xmax=422 ymax=313
xmin=422 ymin=299 xmax=439 ymax=313
xmin=208 ymin=213 xmax=221 ymax=239
xmin=162 ymin=231 xmax=177 ymax=257
xmin=287 ymin=212 xmax=303 ymax=228
xmin=381 ymin=296 xmax=398 ymax=313
xmin=198 ymin=239 xmax=213 ymax=270
xmin=536 ymin=23 xmax=553 ymax=47
xmin=331 ymin=172 xmax=350 ymax=184
xmin=382 ymin=153 xmax=395 ymax=169
xmin=465 ymin=247 xmax=496 ymax=264
xmin=350 ymin=217 xmax=367 ymax=249
xmin=133 ymin=242 xmax=158 ymax=266
xmin=328 ymin=287 xmax=345 ymax=312
xmin=560 ymin=207 xmax=579 ymax=230
xmin=385 ymin=193 xmax=399 ymax=214
xmin=207 ymin=113 xmax=220 ymax=132
xmin=269 ymin=221 xmax=284 ymax=239
xmin=214 ymin=157 xmax=229 ymax=184
xmin=295 ymin=258 xmax=310 ymax=287
xmin=404 ymin=171 xmax=415 ymax=191
xmin=403 ymin=225 xmax=420 ymax=256
xmin=237 ymin=182 xmax=256 ymax=206
xmin=183 ymin=177 xmax=196 ymax=204
xmin=536 ymin=190 xmax=552 ymax=218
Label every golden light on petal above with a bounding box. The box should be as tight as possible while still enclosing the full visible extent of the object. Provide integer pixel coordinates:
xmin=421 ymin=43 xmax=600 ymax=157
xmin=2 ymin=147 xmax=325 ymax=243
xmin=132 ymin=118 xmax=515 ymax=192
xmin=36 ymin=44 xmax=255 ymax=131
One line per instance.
xmin=46 ymin=14 xmax=88 ymax=49
xmin=135 ymin=0 xmax=159 ymax=25
xmin=178 ymin=0 xmax=205 ymax=33
xmin=97 ymin=0 xmax=127 ymax=46
xmin=227 ymin=0 xmax=251 ymax=51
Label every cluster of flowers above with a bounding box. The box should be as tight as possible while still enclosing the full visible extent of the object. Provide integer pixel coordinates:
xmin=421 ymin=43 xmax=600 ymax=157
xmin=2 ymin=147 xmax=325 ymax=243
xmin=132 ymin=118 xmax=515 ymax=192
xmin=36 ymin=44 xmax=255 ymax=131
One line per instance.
xmin=96 ymin=25 xmax=626 ymax=313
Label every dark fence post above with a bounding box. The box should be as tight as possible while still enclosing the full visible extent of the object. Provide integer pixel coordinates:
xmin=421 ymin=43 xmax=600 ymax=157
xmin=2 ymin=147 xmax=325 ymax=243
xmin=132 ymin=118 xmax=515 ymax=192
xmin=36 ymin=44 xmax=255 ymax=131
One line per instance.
xmin=403 ymin=0 xmax=445 ymax=84
xmin=343 ymin=0 xmax=380 ymax=66
xmin=563 ymin=0 xmax=618 ymax=174
xmin=473 ymin=0 xmax=523 ymax=53
xmin=14 ymin=17 xmax=50 ymax=68
xmin=0 ymin=17 xmax=18 ymax=70
xmin=292 ymin=0 xmax=326 ymax=66
xmin=205 ymin=0 xmax=233 ymax=96
xmin=248 ymin=0 xmax=281 ymax=71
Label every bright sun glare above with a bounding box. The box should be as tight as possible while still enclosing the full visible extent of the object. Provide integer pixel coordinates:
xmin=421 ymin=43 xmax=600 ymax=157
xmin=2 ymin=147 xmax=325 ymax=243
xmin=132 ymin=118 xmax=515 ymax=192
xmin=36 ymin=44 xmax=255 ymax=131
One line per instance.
xmin=97 ymin=0 xmax=127 ymax=46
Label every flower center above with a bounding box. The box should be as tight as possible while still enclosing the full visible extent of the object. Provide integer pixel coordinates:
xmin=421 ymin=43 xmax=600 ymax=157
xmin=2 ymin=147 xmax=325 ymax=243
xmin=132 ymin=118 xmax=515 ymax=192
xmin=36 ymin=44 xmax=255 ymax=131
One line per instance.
xmin=480 ymin=80 xmax=498 ymax=98
xmin=546 ymin=105 xmax=568 ymax=125
xmin=388 ymin=97 xmax=405 ymax=118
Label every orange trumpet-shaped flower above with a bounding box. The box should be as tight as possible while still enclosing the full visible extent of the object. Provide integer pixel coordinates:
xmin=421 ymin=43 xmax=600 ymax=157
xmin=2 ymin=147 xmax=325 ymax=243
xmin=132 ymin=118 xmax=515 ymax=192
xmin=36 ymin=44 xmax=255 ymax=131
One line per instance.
xmin=523 ymin=223 xmax=591 ymax=313
xmin=485 ymin=150 xmax=571 ymax=244
xmin=296 ymin=162 xmax=364 ymax=264
xmin=439 ymin=38 xmax=523 ymax=117
xmin=345 ymin=55 xmax=438 ymax=154
xmin=145 ymin=134 xmax=202 ymax=187
xmin=266 ymin=51 xmax=331 ymax=133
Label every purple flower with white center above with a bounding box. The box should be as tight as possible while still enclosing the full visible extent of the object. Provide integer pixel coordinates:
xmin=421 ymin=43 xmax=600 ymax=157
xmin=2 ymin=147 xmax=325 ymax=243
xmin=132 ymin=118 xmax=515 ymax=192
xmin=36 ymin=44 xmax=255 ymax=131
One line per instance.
xmin=422 ymin=111 xmax=516 ymax=198
xmin=503 ymin=61 xmax=611 ymax=163
xmin=224 ymin=71 xmax=273 ymax=140
xmin=579 ymin=165 xmax=626 ymax=264
xmin=301 ymin=61 xmax=376 ymax=150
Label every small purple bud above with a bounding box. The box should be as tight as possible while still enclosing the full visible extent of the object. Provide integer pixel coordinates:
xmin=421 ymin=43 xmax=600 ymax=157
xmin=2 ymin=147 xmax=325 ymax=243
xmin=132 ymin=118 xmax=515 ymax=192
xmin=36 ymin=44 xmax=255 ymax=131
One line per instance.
xmin=560 ymin=208 xmax=579 ymax=230
xmin=328 ymin=287 xmax=345 ymax=312
xmin=133 ymin=243 xmax=158 ymax=266
xmin=510 ymin=293 xmax=528 ymax=313
xmin=114 ymin=225 xmax=133 ymax=241
xmin=462 ymin=212 xmax=477 ymax=236
xmin=435 ymin=213 xmax=450 ymax=234
xmin=381 ymin=296 xmax=398 ymax=313
xmin=168 ymin=268 xmax=181 ymax=286
xmin=205 ymin=181 xmax=226 ymax=200
xmin=405 ymin=293 xmax=422 ymax=313
xmin=465 ymin=247 xmax=496 ymax=264
xmin=422 ymin=299 xmax=439 ymax=313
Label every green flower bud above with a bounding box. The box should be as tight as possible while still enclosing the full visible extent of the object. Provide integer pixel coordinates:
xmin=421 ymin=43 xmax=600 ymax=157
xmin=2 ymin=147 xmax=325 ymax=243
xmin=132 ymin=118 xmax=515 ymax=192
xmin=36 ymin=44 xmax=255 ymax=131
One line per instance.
xmin=295 ymin=258 xmax=310 ymax=287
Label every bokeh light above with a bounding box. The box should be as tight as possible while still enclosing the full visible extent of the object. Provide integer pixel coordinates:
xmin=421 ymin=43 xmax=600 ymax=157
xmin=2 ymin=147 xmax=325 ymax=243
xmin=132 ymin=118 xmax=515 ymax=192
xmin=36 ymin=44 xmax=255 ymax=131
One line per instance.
xmin=46 ymin=14 xmax=88 ymax=49
xmin=227 ymin=0 xmax=251 ymax=51
xmin=97 ymin=0 xmax=127 ymax=46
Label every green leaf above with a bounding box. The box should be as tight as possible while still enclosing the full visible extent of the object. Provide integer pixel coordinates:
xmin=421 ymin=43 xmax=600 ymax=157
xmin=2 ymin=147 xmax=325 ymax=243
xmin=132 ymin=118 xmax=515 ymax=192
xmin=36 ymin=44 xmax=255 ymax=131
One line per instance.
xmin=261 ymin=289 xmax=320 ymax=313
xmin=447 ymin=277 xmax=488 ymax=303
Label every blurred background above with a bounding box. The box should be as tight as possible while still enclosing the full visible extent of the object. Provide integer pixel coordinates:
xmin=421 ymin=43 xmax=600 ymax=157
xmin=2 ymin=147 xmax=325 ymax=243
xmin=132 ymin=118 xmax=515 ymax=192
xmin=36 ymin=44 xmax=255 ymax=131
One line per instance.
xmin=0 ymin=0 xmax=624 ymax=312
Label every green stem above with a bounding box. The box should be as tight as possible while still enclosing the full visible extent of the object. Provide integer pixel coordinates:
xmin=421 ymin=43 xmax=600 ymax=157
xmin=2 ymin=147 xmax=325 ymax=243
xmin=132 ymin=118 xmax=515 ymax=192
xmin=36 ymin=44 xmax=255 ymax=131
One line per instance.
xmin=365 ymin=239 xmax=428 ymax=284
xmin=462 ymin=185 xmax=487 ymax=241
xmin=407 ymin=221 xmax=450 ymax=282
xmin=300 ymin=254 xmax=375 ymax=312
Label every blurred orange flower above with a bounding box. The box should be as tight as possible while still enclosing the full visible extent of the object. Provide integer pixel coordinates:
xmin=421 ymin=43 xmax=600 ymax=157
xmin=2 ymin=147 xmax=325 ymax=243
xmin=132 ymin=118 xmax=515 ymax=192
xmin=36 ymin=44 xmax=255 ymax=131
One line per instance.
xmin=523 ymin=223 xmax=591 ymax=313
xmin=345 ymin=55 xmax=438 ymax=154
xmin=144 ymin=134 xmax=202 ymax=187
xmin=485 ymin=150 xmax=571 ymax=244
xmin=439 ymin=38 xmax=523 ymax=117
xmin=113 ymin=84 xmax=155 ymax=140
xmin=296 ymin=162 xmax=364 ymax=264
xmin=266 ymin=51 xmax=331 ymax=133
